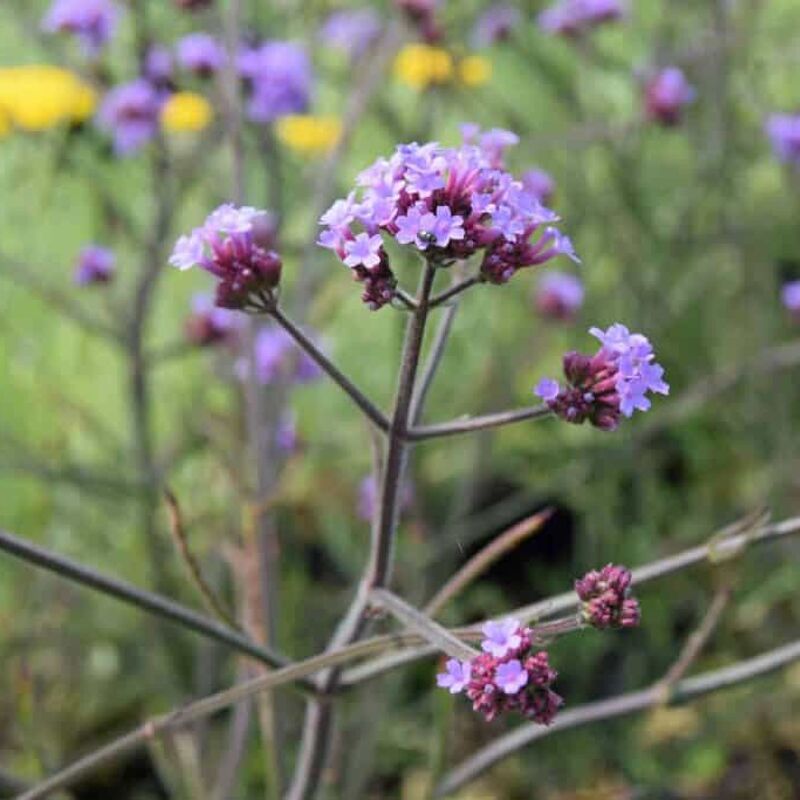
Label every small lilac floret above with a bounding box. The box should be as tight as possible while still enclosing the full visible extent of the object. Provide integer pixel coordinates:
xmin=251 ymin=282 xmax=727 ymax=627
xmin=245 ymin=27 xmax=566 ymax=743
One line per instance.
xmin=74 ymin=245 xmax=115 ymax=285
xmin=177 ymin=33 xmax=225 ymax=76
xmin=96 ymin=80 xmax=162 ymax=156
xmin=42 ymin=0 xmax=121 ymax=56
xmin=436 ymin=659 xmax=472 ymax=694
xmin=535 ymin=378 xmax=561 ymax=402
xmin=481 ymin=618 xmax=522 ymax=657
xmin=644 ymin=67 xmax=695 ymax=126
xmin=781 ymin=280 xmax=800 ymax=314
xmin=344 ymin=233 xmax=384 ymax=269
xmin=495 ymin=660 xmax=529 ymax=694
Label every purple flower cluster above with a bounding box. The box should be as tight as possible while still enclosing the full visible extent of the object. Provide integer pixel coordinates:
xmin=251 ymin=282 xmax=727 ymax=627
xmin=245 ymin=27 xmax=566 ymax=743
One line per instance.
xmin=765 ymin=114 xmax=800 ymax=168
xmin=575 ymin=564 xmax=641 ymax=629
xmin=73 ymin=245 xmax=115 ymax=286
xmin=318 ymin=130 xmax=577 ymax=309
xmin=437 ymin=618 xmax=562 ymax=724
xmin=471 ymin=4 xmax=521 ymax=48
xmin=521 ymin=168 xmax=556 ymax=206
xmin=538 ymin=0 xmax=624 ymax=37
xmin=254 ymin=327 xmax=323 ymax=385
xmin=535 ymin=324 xmax=669 ymax=430
xmin=42 ymin=0 xmax=121 ymax=56
xmin=535 ymin=270 xmax=584 ymax=321
xmin=239 ymin=42 xmax=312 ymax=122
xmin=177 ymin=33 xmax=225 ymax=77
xmin=644 ymin=67 xmax=696 ymax=126
xmin=319 ymin=9 xmax=382 ymax=60
xmin=144 ymin=45 xmax=175 ymax=89
xmin=169 ymin=204 xmax=282 ymax=309
xmin=185 ymin=294 xmax=243 ymax=347
xmin=96 ymin=79 xmax=163 ymax=155
xmin=782 ymin=280 xmax=800 ymax=318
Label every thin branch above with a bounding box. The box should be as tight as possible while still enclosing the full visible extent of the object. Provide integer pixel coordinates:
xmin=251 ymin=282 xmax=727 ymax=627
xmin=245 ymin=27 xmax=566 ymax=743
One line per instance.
xmin=429 ymin=275 xmax=483 ymax=308
xmin=407 ymin=404 xmax=552 ymax=442
xmin=435 ymin=638 xmax=800 ymax=797
xmin=0 ymin=528 xmax=305 ymax=681
xmin=164 ymin=490 xmax=239 ymax=630
xmin=268 ymin=304 xmax=390 ymax=434
xmin=370 ymin=589 xmax=478 ymax=662
xmin=424 ymin=509 xmax=554 ymax=618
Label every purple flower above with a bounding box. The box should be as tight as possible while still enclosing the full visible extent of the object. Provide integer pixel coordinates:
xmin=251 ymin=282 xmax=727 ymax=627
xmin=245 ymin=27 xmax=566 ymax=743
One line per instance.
xmin=472 ymin=4 xmax=521 ymax=48
xmin=144 ymin=45 xmax=174 ymax=87
xmin=644 ymin=67 xmax=696 ymax=126
xmin=254 ymin=327 xmax=322 ymax=385
xmin=782 ymin=280 xmax=800 ymax=315
xmin=495 ymin=659 xmax=529 ymax=695
xmin=538 ymin=0 xmax=625 ymax=36
xmin=766 ymin=114 xmax=800 ymax=168
xmin=357 ymin=474 xmax=414 ymax=521
xmin=536 ymin=271 xmax=584 ymax=320
xmin=276 ymin=412 xmax=299 ymax=453
xmin=521 ymin=168 xmax=556 ymax=205
xmin=96 ymin=80 xmax=162 ymax=155
xmin=319 ymin=9 xmax=382 ymax=59
xmin=481 ymin=618 xmax=522 ymax=658
xmin=535 ymin=377 xmax=561 ymax=402
xmin=42 ymin=0 xmax=121 ymax=56
xmin=73 ymin=245 xmax=115 ymax=285
xmin=169 ymin=204 xmax=282 ymax=309
xmin=239 ymin=41 xmax=312 ymax=122
xmin=177 ymin=33 xmax=225 ymax=77
xmin=343 ymin=233 xmax=384 ymax=269
xmin=575 ymin=564 xmax=640 ymax=629
xmin=436 ymin=659 xmax=472 ymax=694
xmin=185 ymin=293 xmax=243 ymax=346
xmin=537 ymin=324 xmax=668 ymax=430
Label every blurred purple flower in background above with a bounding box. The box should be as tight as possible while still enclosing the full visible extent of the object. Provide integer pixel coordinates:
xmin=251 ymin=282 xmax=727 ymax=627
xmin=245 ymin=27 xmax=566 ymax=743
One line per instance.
xmin=521 ymin=168 xmax=556 ymax=205
xmin=42 ymin=0 xmax=121 ymax=56
xmin=471 ymin=4 xmax=521 ymax=48
xmin=254 ymin=327 xmax=322 ymax=385
xmin=538 ymin=0 xmax=624 ymax=37
xmin=97 ymin=80 xmax=162 ymax=155
xmin=535 ymin=270 xmax=584 ymax=321
xmin=357 ymin=474 xmax=414 ymax=521
xmin=73 ymin=245 xmax=115 ymax=285
xmin=319 ymin=9 xmax=382 ymax=60
xmin=239 ymin=42 xmax=312 ymax=122
xmin=143 ymin=45 xmax=174 ymax=88
xmin=644 ymin=67 xmax=695 ymax=126
xmin=177 ymin=33 xmax=225 ymax=77
xmin=185 ymin=294 xmax=243 ymax=347
xmin=765 ymin=113 xmax=800 ymax=168
xmin=782 ymin=280 xmax=800 ymax=318
xmin=276 ymin=412 xmax=299 ymax=453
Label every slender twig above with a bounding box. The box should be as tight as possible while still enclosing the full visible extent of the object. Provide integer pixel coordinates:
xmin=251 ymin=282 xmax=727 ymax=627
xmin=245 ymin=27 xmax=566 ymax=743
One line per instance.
xmin=370 ymin=589 xmax=478 ymax=662
xmin=429 ymin=275 xmax=483 ymax=308
xmin=435 ymin=638 xmax=800 ymax=797
xmin=407 ymin=404 xmax=552 ymax=442
xmin=268 ymin=304 xmax=390 ymax=434
xmin=424 ymin=509 xmax=554 ymax=618
xmin=164 ymin=490 xmax=239 ymax=630
xmin=0 ymin=528 xmax=306 ymax=679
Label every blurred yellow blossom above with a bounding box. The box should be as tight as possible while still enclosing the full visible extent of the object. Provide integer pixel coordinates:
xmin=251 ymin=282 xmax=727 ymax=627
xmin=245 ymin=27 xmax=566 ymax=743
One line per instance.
xmin=0 ymin=107 xmax=10 ymax=138
xmin=0 ymin=65 xmax=96 ymax=132
xmin=458 ymin=55 xmax=493 ymax=87
xmin=161 ymin=91 xmax=213 ymax=133
xmin=393 ymin=44 xmax=454 ymax=90
xmin=275 ymin=114 xmax=342 ymax=156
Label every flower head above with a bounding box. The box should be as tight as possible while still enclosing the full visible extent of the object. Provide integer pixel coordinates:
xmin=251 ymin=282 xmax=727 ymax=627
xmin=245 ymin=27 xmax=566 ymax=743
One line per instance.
xmin=169 ymin=204 xmax=281 ymax=309
xmin=766 ymin=114 xmax=800 ymax=168
xmin=275 ymin=114 xmax=341 ymax=156
xmin=161 ymin=91 xmax=213 ymax=132
xmin=394 ymin=44 xmax=454 ymax=90
xmin=575 ymin=564 xmax=641 ymax=629
xmin=472 ymin=4 xmax=521 ymax=48
xmin=495 ymin=659 xmax=528 ymax=694
xmin=253 ymin=326 xmax=322 ymax=385
xmin=96 ymin=79 xmax=162 ymax=155
xmin=535 ymin=324 xmax=668 ymax=430
xmin=481 ymin=618 xmax=523 ymax=658
xmin=538 ymin=0 xmax=625 ymax=37
xmin=436 ymin=659 xmax=471 ymax=694
xmin=144 ymin=45 xmax=174 ymax=88
xmin=319 ymin=9 xmax=382 ymax=60
xmin=239 ymin=41 xmax=312 ymax=122
xmin=185 ymin=293 xmax=243 ymax=346
xmin=42 ymin=0 xmax=121 ymax=56
xmin=177 ymin=33 xmax=225 ymax=77
xmin=74 ymin=245 xmax=115 ymax=285
xmin=535 ymin=271 xmax=584 ymax=321
xmin=644 ymin=67 xmax=695 ymax=126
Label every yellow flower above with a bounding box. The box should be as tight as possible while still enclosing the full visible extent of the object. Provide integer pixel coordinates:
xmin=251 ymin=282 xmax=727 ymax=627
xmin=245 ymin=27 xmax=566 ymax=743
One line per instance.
xmin=0 ymin=107 xmax=10 ymax=138
xmin=161 ymin=91 xmax=213 ymax=133
xmin=458 ymin=55 xmax=492 ymax=87
xmin=393 ymin=44 xmax=454 ymax=90
xmin=275 ymin=115 xmax=342 ymax=156
xmin=0 ymin=65 xmax=96 ymax=132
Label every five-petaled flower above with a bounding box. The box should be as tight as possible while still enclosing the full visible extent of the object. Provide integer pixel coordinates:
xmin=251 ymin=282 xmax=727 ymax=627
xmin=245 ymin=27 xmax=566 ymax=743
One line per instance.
xmin=436 ymin=659 xmax=471 ymax=694
xmin=481 ymin=618 xmax=523 ymax=657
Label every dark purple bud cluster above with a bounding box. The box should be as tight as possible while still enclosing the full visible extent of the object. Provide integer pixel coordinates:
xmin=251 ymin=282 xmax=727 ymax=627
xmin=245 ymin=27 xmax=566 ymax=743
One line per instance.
xmin=575 ymin=564 xmax=641 ymax=629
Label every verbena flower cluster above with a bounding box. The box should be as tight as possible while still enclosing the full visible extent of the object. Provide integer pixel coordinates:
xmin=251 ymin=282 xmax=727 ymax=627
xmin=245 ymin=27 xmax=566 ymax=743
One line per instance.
xmin=765 ymin=113 xmax=800 ymax=168
xmin=318 ymin=129 xmax=578 ymax=310
xmin=169 ymin=204 xmax=281 ymax=309
xmin=319 ymin=9 xmax=382 ymax=60
xmin=43 ymin=0 xmax=121 ymax=56
xmin=538 ymin=0 xmax=624 ymax=37
xmin=185 ymin=294 xmax=243 ymax=347
xmin=644 ymin=67 xmax=696 ymax=127
xmin=535 ymin=270 xmax=584 ymax=321
xmin=74 ymin=244 xmax=115 ymax=285
xmin=535 ymin=324 xmax=669 ymax=430
xmin=97 ymin=79 xmax=163 ymax=155
xmin=575 ymin=564 xmax=641 ymax=629
xmin=471 ymin=4 xmax=521 ymax=48
xmin=437 ymin=618 xmax=562 ymax=724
